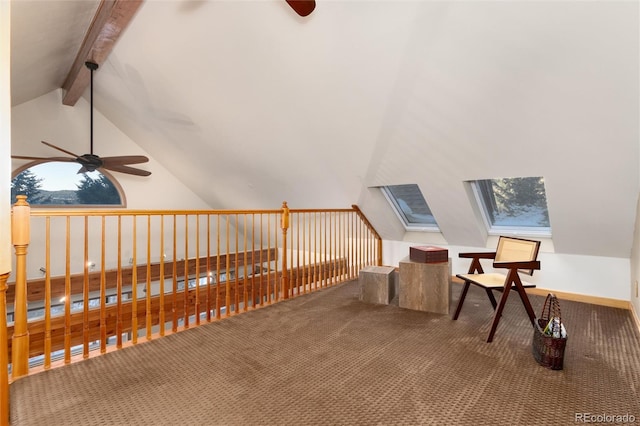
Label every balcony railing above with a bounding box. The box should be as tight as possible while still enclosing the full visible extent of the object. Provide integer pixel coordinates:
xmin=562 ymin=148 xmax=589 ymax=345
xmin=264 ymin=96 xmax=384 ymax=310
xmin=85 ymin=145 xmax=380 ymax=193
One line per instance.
xmin=0 ymin=199 xmax=381 ymax=425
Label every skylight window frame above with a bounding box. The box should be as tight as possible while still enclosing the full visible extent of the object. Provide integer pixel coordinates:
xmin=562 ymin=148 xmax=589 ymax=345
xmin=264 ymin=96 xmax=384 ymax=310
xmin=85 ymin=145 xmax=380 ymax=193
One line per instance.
xmin=381 ymin=184 xmax=440 ymax=232
xmin=469 ymin=177 xmax=552 ymax=238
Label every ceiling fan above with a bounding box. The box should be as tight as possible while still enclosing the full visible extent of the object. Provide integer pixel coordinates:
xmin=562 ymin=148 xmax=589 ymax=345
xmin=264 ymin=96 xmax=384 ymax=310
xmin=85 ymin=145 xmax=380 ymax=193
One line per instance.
xmin=12 ymin=61 xmax=151 ymax=177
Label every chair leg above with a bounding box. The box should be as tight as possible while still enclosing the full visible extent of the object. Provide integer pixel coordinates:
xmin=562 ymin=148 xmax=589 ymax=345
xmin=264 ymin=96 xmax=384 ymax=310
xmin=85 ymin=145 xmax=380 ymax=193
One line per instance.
xmin=487 ymin=288 xmax=511 ymax=343
xmin=485 ymin=288 xmax=498 ymax=309
xmin=452 ymin=281 xmax=471 ymax=320
xmin=513 ymin=282 xmax=536 ymax=326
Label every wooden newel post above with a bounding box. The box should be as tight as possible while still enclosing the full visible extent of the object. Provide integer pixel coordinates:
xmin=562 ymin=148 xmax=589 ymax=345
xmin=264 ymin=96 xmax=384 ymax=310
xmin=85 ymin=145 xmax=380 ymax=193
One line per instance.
xmin=0 ymin=272 xmax=9 ymax=426
xmin=11 ymin=195 xmax=30 ymax=379
xmin=281 ymin=201 xmax=289 ymax=299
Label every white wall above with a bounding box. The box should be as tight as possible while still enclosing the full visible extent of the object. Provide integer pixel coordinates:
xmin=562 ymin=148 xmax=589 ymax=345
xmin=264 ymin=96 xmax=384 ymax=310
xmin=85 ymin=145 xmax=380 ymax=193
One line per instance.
xmin=11 ymin=89 xmax=212 ymax=210
xmin=10 ymin=89 xmax=217 ymax=280
xmin=359 ymin=1 xmax=639 ymax=260
xmin=383 ymin=239 xmax=631 ymax=302
xmin=0 ymin=1 xmax=11 ymax=275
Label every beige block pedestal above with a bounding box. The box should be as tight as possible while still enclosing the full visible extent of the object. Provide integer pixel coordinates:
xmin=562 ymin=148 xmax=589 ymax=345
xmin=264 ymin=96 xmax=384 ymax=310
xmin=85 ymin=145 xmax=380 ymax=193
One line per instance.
xmin=399 ymin=258 xmax=451 ymax=314
xmin=359 ymin=265 xmax=396 ymax=305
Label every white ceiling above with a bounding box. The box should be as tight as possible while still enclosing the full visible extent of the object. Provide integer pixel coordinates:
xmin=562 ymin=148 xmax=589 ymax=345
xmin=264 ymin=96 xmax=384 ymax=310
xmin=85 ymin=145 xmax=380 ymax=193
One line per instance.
xmin=9 ymin=0 xmax=640 ymax=258
xmin=10 ymin=0 xmax=100 ymax=106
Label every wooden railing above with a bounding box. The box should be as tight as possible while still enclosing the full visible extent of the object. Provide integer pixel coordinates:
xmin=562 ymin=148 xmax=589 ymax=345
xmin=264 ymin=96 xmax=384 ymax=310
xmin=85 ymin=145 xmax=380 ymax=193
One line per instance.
xmin=1 ymin=200 xmax=381 ymax=425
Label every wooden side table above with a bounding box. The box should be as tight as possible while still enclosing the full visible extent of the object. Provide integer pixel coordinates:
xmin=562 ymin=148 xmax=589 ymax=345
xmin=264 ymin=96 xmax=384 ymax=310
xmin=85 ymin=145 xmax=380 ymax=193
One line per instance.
xmin=399 ymin=258 xmax=451 ymax=314
xmin=359 ymin=265 xmax=396 ymax=305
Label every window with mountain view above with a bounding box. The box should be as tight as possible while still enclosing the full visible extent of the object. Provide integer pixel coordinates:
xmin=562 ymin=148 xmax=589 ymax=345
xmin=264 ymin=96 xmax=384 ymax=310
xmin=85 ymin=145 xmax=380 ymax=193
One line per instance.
xmin=470 ymin=176 xmax=551 ymax=235
xmin=382 ymin=184 xmax=439 ymax=230
xmin=11 ymin=162 xmax=124 ymax=206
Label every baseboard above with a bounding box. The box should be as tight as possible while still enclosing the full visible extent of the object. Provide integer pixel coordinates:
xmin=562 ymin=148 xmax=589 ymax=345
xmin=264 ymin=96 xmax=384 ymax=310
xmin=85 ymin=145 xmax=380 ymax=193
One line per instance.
xmin=525 ymin=287 xmax=629 ymax=310
xmin=450 ymin=275 xmax=630 ymax=310
xmin=630 ymin=302 xmax=640 ymax=334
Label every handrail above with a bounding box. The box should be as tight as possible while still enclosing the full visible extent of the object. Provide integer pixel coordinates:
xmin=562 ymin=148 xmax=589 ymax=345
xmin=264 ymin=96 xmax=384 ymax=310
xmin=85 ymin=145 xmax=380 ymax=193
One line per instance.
xmin=351 ymin=204 xmax=383 ymax=267
xmin=2 ymin=201 xmax=382 ymax=425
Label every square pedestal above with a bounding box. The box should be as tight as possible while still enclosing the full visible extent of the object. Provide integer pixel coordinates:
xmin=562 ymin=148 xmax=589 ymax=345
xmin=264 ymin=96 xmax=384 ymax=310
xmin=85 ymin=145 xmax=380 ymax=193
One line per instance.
xmin=359 ymin=265 xmax=396 ymax=305
xmin=399 ymin=258 xmax=451 ymax=314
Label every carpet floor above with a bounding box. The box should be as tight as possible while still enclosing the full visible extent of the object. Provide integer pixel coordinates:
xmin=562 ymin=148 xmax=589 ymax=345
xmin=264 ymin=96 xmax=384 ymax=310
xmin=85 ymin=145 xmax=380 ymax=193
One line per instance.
xmin=9 ymin=279 xmax=640 ymax=425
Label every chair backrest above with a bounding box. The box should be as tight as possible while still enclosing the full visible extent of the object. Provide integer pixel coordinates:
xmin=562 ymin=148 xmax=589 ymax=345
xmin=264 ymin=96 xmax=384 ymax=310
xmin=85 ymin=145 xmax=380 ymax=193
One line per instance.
xmin=494 ymin=236 xmax=541 ymax=276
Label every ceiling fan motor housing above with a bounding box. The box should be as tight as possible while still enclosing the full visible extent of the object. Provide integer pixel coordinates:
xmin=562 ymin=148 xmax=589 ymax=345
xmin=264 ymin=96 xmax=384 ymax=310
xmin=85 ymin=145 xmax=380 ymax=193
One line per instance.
xmin=78 ymin=154 xmax=103 ymax=172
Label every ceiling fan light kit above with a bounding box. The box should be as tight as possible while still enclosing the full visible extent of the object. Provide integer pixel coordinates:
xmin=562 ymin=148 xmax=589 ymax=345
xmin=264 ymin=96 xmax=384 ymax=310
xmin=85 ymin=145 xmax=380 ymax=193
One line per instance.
xmin=12 ymin=61 xmax=151 ymax=177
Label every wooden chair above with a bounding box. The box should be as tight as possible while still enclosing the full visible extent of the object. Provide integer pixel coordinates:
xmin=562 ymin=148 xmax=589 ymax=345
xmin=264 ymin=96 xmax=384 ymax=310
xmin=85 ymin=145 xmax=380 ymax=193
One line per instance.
xmin=452 ymin=236 xmax=541 ymax=342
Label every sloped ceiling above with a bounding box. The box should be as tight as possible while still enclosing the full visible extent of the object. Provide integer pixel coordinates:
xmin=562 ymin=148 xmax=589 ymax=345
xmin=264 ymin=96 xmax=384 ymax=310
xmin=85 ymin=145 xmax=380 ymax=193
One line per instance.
xmin=9 ymin=1 xmax=639 ymax=258
xmin=10 ymin=0 xmax=100 ymax=106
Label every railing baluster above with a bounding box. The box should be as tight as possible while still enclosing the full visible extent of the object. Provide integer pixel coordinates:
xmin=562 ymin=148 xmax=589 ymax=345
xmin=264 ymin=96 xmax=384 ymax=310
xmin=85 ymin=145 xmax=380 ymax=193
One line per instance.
xmin=195 ymin=214 xmax=201 ymax=326
xmin=100 ymin=216 xmax=107 ymax=352
xmin=295 ymin=212 xmax=300 ymax=295
xmin=251 ymin=214 xmax=256 ymax=307
xmin=44 ymin=217 xmax=51 ymax=368
xmin=2 ymin=204 xmax=381 ymax=386
xmin=307 ymin=213 xmax=311 ymax=291
xmin=234 ymin=214 xmax=239 ymax=310
xmin=116 ymin=216 xmax=123 ymax=348
xmin=225 ymin=215 xmax=231 ymax=315
xmin=260 ymin=214 xmax=264 ymax=303
xmin=82 ymin=216 xmax=89 ymax=359
xmin=216 ymin=215 xmax=221 ymax=319
xmin=281 ymin=202 xmax=289 ymax=300
xmin=172 ymin=215 xmax=178 ymax=332
xmin=273 ymin=212 xmax=279 ymax=300
xmin=205 ymin=214 xmax=211 ymax=322
xmin=243 ymin=215 xmax=248 ymax=310
xmin=159 ymin=215 xmax=166 ymax=335
xmin=64 ymin=216 xmax=71 ymax=363
xmin=146 ymin=215 xmax=152 ymax=339
xmin=131 ymin=216 xmax=138 ymax=344
xmin=183 ymin=215 xmax=189 ymax=329
xmin=266 ymin=214 xmax=271 ymax=304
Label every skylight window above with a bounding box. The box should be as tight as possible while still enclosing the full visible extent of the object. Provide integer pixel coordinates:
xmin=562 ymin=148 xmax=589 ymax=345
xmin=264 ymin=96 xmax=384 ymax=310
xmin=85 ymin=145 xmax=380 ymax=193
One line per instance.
xmin=470 ymin=177 xmax=551 ymax=236
xmin=382 ymin=184 xmax=439 ymax=231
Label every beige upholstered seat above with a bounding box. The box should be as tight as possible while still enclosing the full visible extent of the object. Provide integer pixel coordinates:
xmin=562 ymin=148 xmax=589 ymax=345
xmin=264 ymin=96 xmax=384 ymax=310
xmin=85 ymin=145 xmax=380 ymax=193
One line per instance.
xmin=453 ymin=236 xmax=541 ymax=342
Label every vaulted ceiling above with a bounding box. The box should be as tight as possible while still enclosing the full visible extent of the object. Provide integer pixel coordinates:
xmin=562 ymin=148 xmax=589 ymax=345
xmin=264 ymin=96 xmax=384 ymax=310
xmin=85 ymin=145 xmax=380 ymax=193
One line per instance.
xmin=9 ymin=1 xmax=640 ymax=258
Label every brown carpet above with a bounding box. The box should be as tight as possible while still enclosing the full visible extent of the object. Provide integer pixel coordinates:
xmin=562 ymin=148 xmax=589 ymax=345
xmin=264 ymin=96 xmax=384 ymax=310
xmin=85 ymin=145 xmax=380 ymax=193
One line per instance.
xmin=9 ymin=279 xmax=640 ymax=425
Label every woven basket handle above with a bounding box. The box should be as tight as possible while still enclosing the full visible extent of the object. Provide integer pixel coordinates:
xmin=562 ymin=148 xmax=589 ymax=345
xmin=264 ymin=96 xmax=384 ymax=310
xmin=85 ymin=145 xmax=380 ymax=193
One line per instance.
xmin=541 ymin=293 xmax=563 ymax=335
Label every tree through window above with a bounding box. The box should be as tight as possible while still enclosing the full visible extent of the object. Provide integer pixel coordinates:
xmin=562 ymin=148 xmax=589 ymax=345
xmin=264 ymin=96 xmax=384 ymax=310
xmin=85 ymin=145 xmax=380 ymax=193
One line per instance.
xmin=471 ymin=176 xmax=551 ymax=234
xmin=11 ymin=161 xmax=125 ymax=206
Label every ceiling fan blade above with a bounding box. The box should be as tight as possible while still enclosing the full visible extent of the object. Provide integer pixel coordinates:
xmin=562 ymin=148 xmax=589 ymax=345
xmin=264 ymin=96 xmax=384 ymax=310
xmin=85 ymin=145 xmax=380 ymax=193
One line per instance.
xmin=102 ymin=164 xmax=152 ymax=177
xmin=12 ymin=155 xmax=76 ymax=162
xmin=100 ymin=155 xmax=150 ymax=166
xmin=41 ymin=140 xmax=81 ymax=158
xmin=286 ymin=0 xmax=315 ymax=16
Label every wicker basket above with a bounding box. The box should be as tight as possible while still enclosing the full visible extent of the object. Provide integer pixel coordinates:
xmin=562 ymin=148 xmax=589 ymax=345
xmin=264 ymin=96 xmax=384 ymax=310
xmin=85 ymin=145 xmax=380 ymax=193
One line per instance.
xmin=532 ymin=293 xmax=567 ymax=370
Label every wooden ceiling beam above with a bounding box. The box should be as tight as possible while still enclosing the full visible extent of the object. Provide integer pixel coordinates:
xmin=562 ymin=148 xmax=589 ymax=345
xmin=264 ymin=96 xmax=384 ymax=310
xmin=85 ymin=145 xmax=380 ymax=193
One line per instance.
xmin=62 ymin=0 xmax=144 ymax=106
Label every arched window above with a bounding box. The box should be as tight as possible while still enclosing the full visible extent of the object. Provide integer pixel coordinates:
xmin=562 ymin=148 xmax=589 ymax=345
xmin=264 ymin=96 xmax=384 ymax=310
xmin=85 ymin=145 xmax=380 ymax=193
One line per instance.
xmin=11 ymin=161 xmax=126 ymax=207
